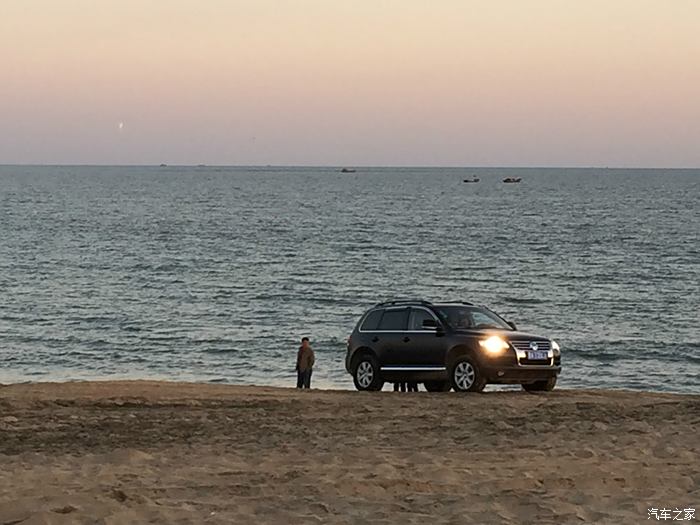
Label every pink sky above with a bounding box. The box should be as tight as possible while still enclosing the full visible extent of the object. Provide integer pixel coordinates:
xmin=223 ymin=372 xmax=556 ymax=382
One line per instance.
xmin=1 ymin=0 xmax=699 ymax=166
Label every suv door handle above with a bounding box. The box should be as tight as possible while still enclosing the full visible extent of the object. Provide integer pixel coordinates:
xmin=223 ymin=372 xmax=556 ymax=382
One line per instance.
xmin=403 ymin=336 xmax=410 ymax=343
xmin=371 ymin=336 xmax=379 ymax=343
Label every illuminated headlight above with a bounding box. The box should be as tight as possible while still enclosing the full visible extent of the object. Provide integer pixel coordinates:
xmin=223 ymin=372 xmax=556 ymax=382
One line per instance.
xmin=551 ymin=340 xmax=560 ymax=352
xmin=478 ymin=336 xmax=509 ymax=355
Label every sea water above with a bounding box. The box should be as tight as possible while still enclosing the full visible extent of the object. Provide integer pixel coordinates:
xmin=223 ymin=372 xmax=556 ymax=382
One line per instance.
xmin=1 ymin=166 xmax=698 ymax=392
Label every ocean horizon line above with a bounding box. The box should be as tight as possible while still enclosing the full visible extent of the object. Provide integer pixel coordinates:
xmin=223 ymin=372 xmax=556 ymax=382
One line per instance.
xmin=2 ymin=163 xmax=700 ymax=170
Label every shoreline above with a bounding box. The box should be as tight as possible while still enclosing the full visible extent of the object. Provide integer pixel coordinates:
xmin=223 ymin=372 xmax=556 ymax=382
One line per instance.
xmin=1 ymin=377 xmax=698 ymax=396
xmin=1 ymin=381 xmax=699 ymax=523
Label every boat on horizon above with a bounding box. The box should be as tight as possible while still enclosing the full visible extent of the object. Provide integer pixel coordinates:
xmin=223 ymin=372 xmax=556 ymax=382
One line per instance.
xmin=340 ymin=168 xmax=356 ymax=173
xmin=463 ymin=177 xmax=480 ymax=183
xmin=503 ymin=177 xmax=522 ymax=183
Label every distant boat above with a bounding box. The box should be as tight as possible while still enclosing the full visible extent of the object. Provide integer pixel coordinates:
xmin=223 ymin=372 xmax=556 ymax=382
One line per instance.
xmin=503 ymin=177 xmax=522 ymax=183
xmin=159 ymin=163 xmax=168 ymax=167
xmin=197 ymin=164 xmax=206 ymax=168
xmin=340 ymin=168 xmax=356 ymax=173
xmin=463 ymin=177 xmax=480 ymax=183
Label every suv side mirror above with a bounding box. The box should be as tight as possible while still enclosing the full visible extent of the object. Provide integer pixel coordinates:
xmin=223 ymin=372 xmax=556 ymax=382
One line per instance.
xmin=422 ymin=319 xmax=438 ymax=330
xmin=507 ymin=321 xmax=517 ymax=331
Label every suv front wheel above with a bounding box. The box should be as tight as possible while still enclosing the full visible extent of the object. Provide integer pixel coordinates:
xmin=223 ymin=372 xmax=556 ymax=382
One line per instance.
xmin=353 ymin=355 xmax=384 ymax=391
xmin=450 ymin=356 xmax=486 ymax=393
xmin=522 ymin=377 xmax=557 ymax=392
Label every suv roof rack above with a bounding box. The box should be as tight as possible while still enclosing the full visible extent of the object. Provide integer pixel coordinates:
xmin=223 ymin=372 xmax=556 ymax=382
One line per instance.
xmin=374 ymin=299 xmax=433 ymax=308
xmin=435 ymin=300 xmax=474 ymax=306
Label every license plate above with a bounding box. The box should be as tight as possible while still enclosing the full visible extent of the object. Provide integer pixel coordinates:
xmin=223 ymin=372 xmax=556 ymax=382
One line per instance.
xmin=527 ymin=351 xmax=548 ymax=360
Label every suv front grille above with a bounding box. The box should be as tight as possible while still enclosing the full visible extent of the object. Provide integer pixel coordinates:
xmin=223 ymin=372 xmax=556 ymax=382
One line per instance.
xmin=510 ymin=340 xmax=551 ymax=353
xmin=510 ymin=340 xmax=552 ymax=366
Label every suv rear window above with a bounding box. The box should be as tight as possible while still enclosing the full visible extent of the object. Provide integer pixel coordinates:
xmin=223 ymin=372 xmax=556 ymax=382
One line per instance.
xmin=378 ymin=308 xmax=409 ymax=330
xmin=360 ymin=310 xmax=383 ymax=331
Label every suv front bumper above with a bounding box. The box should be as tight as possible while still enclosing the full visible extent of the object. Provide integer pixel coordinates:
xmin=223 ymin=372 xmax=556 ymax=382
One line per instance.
xmin=480 ymin=363 xmax=561 ymax=384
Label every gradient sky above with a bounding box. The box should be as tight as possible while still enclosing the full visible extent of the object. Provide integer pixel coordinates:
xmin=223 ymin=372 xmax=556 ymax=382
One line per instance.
xmin=1 ymin=0 xmax=699 ymax=166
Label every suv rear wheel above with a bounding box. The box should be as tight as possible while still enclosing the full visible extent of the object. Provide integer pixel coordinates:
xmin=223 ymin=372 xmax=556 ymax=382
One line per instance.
xmin=450 ymin=357 xmax=486 ymax=393
xmin=522 ymin=377 xmax=557 ymax=392
xmin=353 ymin=355 xmax=384 ymax=391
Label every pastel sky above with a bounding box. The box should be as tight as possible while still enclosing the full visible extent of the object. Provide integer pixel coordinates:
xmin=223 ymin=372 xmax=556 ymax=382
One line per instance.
xmin=1 ymin=0 xmax=699 ymax=166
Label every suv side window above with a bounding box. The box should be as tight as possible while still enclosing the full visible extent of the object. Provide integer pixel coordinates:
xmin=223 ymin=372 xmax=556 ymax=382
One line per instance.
xmin=378 ymin=308 xmax=409 ymax=330
xmin=360 ymin=309 xmax=383 ymax=331
xmin=409 ymin=308 xmax=436 ymax=330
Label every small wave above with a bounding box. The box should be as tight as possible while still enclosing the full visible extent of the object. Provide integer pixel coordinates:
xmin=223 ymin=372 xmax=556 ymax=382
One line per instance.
xmin=143 ymin=335 xmax=187 ymax=342
xmin=503 ymin=297 xmax=547 ymax=305
xmin=564 ymin=342 xmax=699 ymax=365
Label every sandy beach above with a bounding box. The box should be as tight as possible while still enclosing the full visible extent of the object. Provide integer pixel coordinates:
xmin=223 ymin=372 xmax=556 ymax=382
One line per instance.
xmin=0 ymin=381 xmax=698 ymax=524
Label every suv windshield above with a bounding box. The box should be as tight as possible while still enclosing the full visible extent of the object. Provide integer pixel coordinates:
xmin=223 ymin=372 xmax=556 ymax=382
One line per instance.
xmin=434 ymin=305 xmax=513 ymax=330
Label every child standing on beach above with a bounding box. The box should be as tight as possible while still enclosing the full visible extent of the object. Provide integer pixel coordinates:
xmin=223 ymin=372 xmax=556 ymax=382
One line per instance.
xmin=296 ymin=337 xmax=315 ymax=389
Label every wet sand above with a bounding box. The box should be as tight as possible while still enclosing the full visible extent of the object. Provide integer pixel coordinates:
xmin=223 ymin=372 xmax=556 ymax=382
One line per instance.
xmin=0 ymin=381 xmax=698 ymax=524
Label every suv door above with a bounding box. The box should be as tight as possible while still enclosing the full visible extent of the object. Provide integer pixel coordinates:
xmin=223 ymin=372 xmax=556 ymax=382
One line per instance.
xmin=371 ymin=307 xmax=409 ymax=366
xmin=402 ymin=307 xmax=448 ymax=367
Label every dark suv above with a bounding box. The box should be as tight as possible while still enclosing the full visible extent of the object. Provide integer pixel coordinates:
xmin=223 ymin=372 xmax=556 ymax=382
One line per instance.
xmin=345 ymin=300 xmax=561 ymax=393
